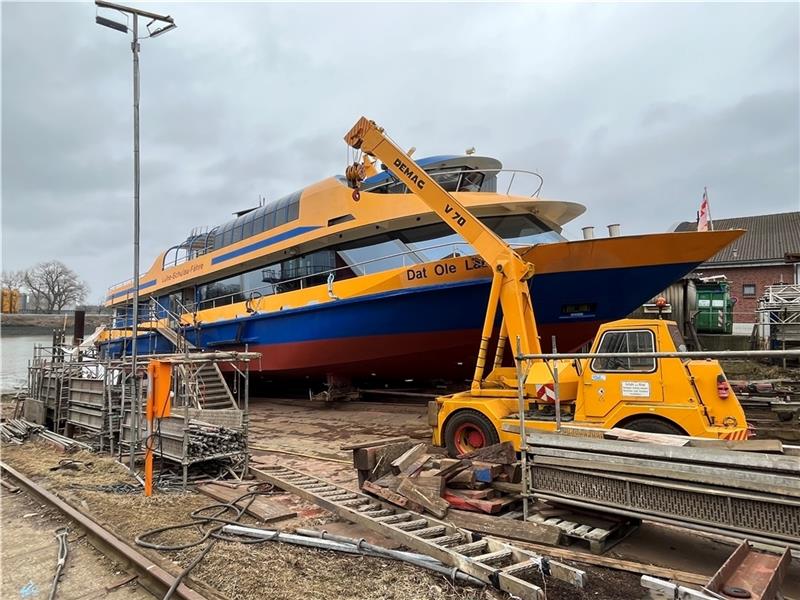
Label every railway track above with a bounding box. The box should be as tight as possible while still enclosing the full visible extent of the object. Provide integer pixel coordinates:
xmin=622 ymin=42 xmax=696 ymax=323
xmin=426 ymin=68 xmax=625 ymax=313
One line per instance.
xmin=0 ymin=462 xmax=222 ymax=600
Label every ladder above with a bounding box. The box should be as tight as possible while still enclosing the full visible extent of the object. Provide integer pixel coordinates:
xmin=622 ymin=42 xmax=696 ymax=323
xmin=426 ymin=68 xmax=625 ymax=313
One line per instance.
xmin=175 ymin=363 xmax=238 ymax=410
xmin=252 ymin=466 xmax=586 ymax=600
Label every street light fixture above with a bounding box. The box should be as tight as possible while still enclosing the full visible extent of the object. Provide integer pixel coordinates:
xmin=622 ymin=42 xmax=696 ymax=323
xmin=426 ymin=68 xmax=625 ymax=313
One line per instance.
xmin=95 ymin=0 xmax=176 ymax=471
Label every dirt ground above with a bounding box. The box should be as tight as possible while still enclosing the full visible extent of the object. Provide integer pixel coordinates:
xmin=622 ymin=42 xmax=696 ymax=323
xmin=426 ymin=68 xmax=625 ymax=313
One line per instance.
xmin=1 ymin=482 xmax=153 ymax=599
xmin=3 ymin=396 xmax=798 ymax=599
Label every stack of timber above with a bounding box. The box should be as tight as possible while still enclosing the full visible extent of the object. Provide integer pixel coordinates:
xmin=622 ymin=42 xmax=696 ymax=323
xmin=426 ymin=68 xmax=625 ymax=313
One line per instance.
xmin=524 ymin=429 xmax=800 ymax=550
xmin=349 ymin=439 xmax=560 ymax=546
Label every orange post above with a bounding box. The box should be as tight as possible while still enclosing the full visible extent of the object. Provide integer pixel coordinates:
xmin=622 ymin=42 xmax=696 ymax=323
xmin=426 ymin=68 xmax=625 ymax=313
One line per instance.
xmin=144 ymin=360 xmax=172 ymax=497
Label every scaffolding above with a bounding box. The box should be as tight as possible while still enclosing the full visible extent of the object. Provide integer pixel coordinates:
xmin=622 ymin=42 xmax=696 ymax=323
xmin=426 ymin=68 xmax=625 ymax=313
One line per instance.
xmin=757 ymin=284 xmax=800 ymax=353
xmin=21 ymin=329 xmax=259 ymax=488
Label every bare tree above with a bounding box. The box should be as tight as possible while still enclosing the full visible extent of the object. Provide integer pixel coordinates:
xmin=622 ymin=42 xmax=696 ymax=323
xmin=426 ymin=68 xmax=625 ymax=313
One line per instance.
xmin=1 ymin=269 xmax=25 ymax=289
xmin=22 ymin=261 xmax=89 ymax=313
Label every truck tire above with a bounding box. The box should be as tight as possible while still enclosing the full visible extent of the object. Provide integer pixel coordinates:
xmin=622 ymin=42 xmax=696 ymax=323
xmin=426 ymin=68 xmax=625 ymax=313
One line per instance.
xmin=622 ymin=417 xmax=685 ymax=436
xmin=444 ymin=409 xmax=500 ymax=457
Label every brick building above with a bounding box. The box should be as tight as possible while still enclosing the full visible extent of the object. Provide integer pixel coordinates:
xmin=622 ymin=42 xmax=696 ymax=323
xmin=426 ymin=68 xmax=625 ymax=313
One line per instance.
xmin=675 ymin=211 xmax=800 ymax=330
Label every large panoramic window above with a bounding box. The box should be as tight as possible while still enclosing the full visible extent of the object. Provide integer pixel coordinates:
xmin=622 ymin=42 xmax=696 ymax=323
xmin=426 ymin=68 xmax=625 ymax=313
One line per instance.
xmin=212 ymin=190 xmax=302 ymax=251
xmin=196 ymin=214 xmax=565 ymax=309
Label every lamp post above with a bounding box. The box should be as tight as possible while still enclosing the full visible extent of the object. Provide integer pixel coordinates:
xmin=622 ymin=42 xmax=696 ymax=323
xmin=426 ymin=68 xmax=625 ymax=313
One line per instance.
xmin=95 ymin=1 xmax=176 ymax=469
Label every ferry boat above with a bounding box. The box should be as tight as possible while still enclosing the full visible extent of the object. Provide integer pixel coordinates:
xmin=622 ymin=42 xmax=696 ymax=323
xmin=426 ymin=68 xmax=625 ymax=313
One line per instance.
xmin=99 ymin=154 xmax=741 ymax=386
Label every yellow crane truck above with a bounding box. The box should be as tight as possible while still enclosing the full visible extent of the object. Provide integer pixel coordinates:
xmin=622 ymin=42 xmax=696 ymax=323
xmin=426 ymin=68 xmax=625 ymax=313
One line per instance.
xmin=343 ymin=118 xmax=749 ymax=455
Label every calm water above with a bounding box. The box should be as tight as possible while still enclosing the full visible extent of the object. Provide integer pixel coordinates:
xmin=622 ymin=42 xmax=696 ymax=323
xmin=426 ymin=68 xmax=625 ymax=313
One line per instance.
xmin=0 ymin=334 xmax=52 ymax=393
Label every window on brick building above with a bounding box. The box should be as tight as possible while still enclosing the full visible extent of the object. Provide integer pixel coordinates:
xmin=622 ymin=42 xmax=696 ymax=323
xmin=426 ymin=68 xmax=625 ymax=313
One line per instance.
xmin=742 ymin=283 xmax=756 ymax=297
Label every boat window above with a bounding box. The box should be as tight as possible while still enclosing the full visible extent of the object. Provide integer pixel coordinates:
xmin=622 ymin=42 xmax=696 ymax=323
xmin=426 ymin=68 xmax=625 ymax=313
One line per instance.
xmin=460 ymin=170 xmax=484 ymax=192
xmin=194 ymin=214 xmax=564 ymax=309
xmin=206 ymin=190 xmax=302 ymax=253
xmin=370 ymin=167 xmax=489 ymax=194
xmin=428 ymin=168 xmax=461 ymax=192
xmin=337 ymin=238 xmax=424 ymax=275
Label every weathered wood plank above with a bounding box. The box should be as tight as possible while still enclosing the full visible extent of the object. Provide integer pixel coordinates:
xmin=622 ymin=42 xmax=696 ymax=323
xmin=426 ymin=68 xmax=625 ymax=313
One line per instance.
xmin=390 ymin=443 xmax=427 ymax=474
xmin=397 ymin=477 xmax=449 ymax=518
xmin=445 ymin=509 xmax=561 ymax=545
xmin=197 ymin=483 xmax=296 ymax=523
xmin=457 ymin=441 xmax=516 ymax=464
xmin=361 ymin=479 xmax=423 ymax=512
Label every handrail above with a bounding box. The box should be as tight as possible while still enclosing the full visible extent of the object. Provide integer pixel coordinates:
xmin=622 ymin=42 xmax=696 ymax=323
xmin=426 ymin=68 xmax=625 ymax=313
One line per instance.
xmin=515 ymin=349 xmax=800 ymax=361
xmin=191 ymin=240 xmax=543 ymax=311
xmin=361 ymin=167 xmax=545 ymax=198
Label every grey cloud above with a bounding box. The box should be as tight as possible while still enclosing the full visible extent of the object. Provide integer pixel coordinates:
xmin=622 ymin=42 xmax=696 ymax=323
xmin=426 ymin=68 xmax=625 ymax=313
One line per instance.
xmin=2 ymin=2 xmax=798 ymax=298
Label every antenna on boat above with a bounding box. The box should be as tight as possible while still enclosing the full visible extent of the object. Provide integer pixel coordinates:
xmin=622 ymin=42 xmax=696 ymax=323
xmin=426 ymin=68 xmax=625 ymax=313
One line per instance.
xmin=465 ymin=147 xmax=476 ymax=155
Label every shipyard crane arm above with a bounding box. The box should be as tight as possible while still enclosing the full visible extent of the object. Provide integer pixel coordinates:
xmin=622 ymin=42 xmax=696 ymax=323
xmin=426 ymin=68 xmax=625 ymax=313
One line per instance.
xmin=344 ymin=117 xmax=542 ymax=389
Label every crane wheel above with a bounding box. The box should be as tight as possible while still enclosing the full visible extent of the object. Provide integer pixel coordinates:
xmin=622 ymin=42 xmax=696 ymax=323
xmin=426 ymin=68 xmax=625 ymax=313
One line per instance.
xmin=444 ymin=410 xmax=500 ymax=457
xmin=621 ymin=417 xmax=685 ymax=436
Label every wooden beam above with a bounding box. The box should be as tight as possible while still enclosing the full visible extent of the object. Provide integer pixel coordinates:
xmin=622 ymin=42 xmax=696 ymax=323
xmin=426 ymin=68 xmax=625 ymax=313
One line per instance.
xmin=397 ymin=477 xmax=448 ymax=518
xmin=445 ymin=509 xmax=561 ymax=545
xmin=458 ymin=441 xmax=516 ymax=464
xmin=391 ymin=443 xmax=427 ymax=474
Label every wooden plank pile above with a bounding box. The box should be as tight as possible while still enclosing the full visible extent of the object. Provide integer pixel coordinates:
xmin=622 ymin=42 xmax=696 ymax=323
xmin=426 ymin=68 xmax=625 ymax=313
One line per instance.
xmin=347 ymin=438 xmax=561 ymax=545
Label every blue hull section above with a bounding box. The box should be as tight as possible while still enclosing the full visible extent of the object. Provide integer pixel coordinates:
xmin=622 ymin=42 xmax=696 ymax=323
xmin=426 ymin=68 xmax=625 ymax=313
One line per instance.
xmin=100 ymin=261 xmax=698 ymax=369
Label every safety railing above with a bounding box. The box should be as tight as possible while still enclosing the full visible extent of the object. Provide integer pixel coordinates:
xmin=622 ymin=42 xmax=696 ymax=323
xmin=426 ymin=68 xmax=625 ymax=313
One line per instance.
xmin=192 ymin=239 xmax=541 ymax=312
xmin=361 ymin=167 xmax=545 ymax=198
xmin=511 ymin=342 xmax=800 ymax=519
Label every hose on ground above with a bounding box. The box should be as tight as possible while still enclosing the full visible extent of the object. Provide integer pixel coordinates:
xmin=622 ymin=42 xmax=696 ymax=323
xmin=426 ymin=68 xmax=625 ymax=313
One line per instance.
xmin=134 ymin=482 xmax=277 ymax=600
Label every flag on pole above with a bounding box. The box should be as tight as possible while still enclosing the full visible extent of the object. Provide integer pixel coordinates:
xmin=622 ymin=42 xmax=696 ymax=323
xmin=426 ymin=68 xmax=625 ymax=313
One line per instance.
xmin=698 ymin=188 xmax=712 ymax=231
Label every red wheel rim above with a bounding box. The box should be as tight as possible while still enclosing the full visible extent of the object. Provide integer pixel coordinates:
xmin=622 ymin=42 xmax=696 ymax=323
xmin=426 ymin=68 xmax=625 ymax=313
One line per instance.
xmin=453 ymin=423 xmax=486 ymax=454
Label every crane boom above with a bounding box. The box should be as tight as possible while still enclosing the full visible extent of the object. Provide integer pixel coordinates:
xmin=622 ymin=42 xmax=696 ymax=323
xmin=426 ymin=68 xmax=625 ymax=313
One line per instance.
xmin=344 ymin=117 xmax=543 ymax=389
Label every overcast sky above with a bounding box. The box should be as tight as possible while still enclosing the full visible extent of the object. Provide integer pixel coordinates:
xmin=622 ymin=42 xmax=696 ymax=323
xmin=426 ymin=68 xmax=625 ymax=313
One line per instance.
xmin=3 ymin=1 xmax=799 ymax=299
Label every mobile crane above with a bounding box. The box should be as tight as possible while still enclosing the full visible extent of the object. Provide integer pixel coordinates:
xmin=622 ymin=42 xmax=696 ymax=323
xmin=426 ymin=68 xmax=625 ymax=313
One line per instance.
xmin=343 ymin=117 xmax=749 ymax=455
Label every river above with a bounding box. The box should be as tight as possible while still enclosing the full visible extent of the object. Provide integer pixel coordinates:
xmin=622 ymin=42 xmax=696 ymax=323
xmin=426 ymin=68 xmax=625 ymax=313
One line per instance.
xmin=0 ymin=334 xmax=53 ymax=393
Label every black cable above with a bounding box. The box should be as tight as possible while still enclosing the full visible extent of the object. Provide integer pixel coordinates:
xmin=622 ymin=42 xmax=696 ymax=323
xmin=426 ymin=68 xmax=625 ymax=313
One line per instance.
xmin=134 ymin=482 xmax=276 ymax=600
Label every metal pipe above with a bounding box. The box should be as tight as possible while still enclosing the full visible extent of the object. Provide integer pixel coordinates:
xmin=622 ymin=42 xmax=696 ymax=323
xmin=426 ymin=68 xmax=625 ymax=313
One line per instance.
xmin=514 ymin=336 xmax=530 ymax=521
xmin=223 ymin=525 xmax=484 ymax=586
xmin=551 ymin=336 xmax=561 ymax=432
xmin=516 ymin=349 xmax=800 ymax=361
xmin=130 ymin=12 xmax=141 ymax=475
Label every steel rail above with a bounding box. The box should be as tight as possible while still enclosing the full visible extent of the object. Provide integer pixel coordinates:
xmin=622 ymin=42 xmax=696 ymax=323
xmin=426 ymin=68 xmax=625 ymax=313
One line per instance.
xmin=516 ymin=349 xmax=800 ymax=361
xmin=0 ymin=462 xmax=215 ymax=600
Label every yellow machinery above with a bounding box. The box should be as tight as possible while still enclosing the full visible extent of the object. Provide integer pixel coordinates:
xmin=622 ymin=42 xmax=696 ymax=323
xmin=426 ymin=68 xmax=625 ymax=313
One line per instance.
xmin=1 ymin=288 xmax=21 ymax=314
xmin=343 ymin=117 xmax=749 ymax=455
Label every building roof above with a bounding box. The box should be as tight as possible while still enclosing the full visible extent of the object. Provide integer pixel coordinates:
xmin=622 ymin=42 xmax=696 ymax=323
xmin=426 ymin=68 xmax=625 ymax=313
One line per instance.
xmin=675 ymin=211 xmax=800 ymax=265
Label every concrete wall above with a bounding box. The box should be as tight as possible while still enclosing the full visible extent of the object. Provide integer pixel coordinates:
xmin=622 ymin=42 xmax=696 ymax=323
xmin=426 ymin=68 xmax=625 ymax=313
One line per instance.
xmin=699 ymin=264 xmax=795 ymax=323
xmin=0 ymin=313 xmax=109 ymax=336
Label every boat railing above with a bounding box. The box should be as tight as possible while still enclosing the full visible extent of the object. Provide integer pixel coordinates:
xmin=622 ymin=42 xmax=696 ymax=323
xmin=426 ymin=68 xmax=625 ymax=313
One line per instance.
xmin=190 ymin=240 xmax=535 ymax=312
xmin=361 ymin=167 xmax=544 ymax=198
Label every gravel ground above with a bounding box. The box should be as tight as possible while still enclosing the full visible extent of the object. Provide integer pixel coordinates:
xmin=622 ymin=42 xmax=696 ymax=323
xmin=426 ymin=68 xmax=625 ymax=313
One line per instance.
xmin=0 ymin=443 xmax=503 ymax=600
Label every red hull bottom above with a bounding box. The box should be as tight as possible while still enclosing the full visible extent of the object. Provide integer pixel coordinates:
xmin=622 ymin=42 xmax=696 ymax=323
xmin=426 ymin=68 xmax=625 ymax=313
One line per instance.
xmin=226 ymin=321 xmax=599 ymax=383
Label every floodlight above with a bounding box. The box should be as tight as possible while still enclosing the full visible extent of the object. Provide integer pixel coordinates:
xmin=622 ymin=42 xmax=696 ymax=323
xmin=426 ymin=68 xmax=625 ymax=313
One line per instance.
xmin=96 ymin=15 xmax=128 ymax=33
